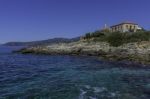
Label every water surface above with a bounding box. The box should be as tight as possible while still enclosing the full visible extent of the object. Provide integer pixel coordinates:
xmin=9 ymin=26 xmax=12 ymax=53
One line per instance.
xmin=0 ymin=46 xmax=150 ymax=99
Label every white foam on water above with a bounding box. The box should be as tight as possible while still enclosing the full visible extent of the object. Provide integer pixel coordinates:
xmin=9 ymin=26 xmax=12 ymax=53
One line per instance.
xmin=93 ymin=87 xmax=107 ymax=93
xmin=78 ymin=89 xmax=87 ymax=99
xmin=107 ymin=92 xmax=120 ymax=98
xmin=110 ymin=92 xmax=116 ymax=97
xmin=89 ymin=96 xmax=97 ymax=99
xmin=84 ymin=85 xmax=91 ymax=89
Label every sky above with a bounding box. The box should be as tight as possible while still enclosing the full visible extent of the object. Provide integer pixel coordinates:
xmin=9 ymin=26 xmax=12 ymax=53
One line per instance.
xmin=0 ymin=0 xmax=150 ymax=43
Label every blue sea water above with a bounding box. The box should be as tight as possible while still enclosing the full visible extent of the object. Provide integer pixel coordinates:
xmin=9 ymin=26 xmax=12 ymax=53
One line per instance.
xmin=0 ymin=46 xmax=150 ymax=99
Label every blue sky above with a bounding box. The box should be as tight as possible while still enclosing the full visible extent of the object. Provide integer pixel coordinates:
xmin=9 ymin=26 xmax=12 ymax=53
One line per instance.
xmin=0 ymin=0 xmax=149 ymax=43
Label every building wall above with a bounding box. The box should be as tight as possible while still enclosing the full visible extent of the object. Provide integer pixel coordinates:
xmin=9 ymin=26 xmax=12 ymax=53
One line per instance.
xmin=111 ymin=23 xmax=139 ymax=33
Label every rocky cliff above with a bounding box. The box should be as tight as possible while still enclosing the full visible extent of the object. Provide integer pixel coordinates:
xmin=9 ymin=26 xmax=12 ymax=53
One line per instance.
xmin=17 ymin=41 xmax=150 ymax=64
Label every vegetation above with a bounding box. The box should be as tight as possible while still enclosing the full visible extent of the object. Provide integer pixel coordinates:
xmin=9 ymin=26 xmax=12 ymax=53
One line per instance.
xmin=83 ymin=30 xmax=150 ymax=47
xmin=107 ymin=32 xmax=124 ymax=47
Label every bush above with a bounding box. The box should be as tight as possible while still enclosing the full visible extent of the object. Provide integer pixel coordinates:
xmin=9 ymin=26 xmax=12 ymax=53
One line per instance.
xmin=126 ymin=32 xmax=150 ymax=42
xmin=85 ymin=32 xmax=91 ymax=39
xmin=84 ymin=31 xmax=105 ymax=39
xmin=91 ymin=31 xmax=105 ymax=37
xmin=107 ymin=32 xmax=125 ymax=47
xmin=83 ymin=30 xmax=150 ymax=47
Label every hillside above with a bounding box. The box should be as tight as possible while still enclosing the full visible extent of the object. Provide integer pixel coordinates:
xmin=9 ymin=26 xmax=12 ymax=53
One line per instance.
xmin=82 ymin=30 xmax=150 ymax=47
xmin=3 ymin=37 xmax=80 ymax=46
xmin=16 ymin=31 xmax=150 ymax=65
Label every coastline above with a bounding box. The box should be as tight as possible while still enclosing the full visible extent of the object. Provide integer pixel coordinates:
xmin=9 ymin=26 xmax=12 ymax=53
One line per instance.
xmin=16 ymin=41 xmax=150 ymax=65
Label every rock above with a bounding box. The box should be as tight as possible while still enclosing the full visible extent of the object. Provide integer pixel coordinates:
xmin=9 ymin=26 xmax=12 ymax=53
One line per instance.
xmin=15 ymin=41 xmax=150 ymax=65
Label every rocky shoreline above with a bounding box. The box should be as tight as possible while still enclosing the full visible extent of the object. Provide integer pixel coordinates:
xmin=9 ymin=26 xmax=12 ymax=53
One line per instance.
xmin=16 ymin=41 xmax=150 ymax=65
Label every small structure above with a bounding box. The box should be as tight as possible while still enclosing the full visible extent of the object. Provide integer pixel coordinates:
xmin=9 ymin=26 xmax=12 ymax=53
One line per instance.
xmin=110 ymin=22 xmax=141 ymax=32
xmin=100 ymin=24 xmax=110 ymax=33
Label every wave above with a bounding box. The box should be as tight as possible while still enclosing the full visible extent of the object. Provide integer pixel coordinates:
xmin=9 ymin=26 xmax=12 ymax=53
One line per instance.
xmin=78 ymin=85 xmax=120 ymax=99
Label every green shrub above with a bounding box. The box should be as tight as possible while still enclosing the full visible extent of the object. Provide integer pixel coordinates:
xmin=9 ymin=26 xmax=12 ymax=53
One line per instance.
xmin=91 ymin=31 xmax=105 ymax=37
xmin=84 ymin=31 xmax=105 ymax=39
xmin=107 ymin=32 xmax=125 ymax=47
xmin=124 ymin=32 xmax=150 ymax=43
xmin=83 ymin=30 xmax=150 ymax=47
xmin=85 ymin=32 xmax=91 ymax=39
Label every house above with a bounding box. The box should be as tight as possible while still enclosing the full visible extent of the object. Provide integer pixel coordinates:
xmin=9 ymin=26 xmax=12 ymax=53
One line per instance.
xmin=110 ymin=22 xmax=142 ymax=32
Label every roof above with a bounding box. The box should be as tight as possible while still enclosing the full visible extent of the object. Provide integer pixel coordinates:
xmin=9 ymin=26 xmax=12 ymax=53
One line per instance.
xmin=110 ymin=21 xmax=138 ymax=28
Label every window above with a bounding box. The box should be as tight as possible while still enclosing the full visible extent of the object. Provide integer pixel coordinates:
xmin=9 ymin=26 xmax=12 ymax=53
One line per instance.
xmin=134 ymin=26 xmax=136 ymax=29
xmin=120 ymin=26 xmax=123 ymax=30
xmin=120 ymin=26 xmax=122 ymax=29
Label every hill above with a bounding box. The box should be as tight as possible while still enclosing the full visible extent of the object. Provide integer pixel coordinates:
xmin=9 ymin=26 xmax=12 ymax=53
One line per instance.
xmin=3 ymin=37 xmax=80 ymax=46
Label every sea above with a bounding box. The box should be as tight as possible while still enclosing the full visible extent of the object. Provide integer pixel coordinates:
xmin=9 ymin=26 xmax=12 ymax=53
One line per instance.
xmin=0 ymin=46 xmax=150 ymax=99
